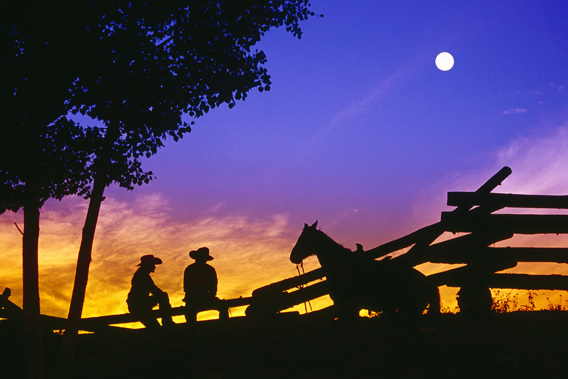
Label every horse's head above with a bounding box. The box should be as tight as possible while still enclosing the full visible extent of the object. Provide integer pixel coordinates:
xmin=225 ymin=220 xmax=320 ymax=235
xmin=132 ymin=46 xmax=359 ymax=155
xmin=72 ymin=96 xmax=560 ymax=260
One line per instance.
xmin=290 ymin=221 xmax=319 ymax=264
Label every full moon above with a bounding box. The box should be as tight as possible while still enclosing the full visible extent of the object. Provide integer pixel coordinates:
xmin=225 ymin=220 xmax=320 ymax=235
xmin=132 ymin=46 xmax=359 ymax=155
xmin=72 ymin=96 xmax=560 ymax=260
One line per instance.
xmin=435 ymin=52 xmax=454 ymax=71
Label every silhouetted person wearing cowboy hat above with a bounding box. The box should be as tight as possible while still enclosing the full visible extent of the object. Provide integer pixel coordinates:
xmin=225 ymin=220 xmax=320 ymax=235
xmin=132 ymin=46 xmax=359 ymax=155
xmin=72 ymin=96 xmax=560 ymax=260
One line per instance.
xmin=184 ymin=247 xmax=228 ymax=322
xmin=127 ymin=255 xmax=174 ymax=328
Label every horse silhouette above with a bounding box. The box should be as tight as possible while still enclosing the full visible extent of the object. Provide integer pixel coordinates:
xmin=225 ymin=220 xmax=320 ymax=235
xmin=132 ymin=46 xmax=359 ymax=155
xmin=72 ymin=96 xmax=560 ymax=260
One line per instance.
xmin=290 ymin=221 xmax=440 ymax=318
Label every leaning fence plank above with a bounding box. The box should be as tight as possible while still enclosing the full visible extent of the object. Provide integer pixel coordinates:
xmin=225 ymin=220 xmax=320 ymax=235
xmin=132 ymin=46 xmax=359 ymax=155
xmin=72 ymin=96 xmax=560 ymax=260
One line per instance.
xmin=252 ymin=268 xmax=325 ymax=296
xmin=378 ymin=166 xmax=513 ymax=266
xmin=248 ymin=281 xmax=330 ymax=315
xmin=441 ymin=213 xmax=568 ymax=234
xmin=448 ymin=193 xmax=568 ymax=209
xmin=429 ymin=247 xmax=568 ymax=264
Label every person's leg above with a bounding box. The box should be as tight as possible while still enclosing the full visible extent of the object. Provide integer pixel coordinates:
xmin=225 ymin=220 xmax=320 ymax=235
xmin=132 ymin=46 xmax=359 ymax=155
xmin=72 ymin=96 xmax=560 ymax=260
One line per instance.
xmin=216 ymin=298 xmax=229 ymax=320
xmin=130 ymin=303 xmax=161 ymax=329
xmin=184 ymin=310 xmax=197 ymax=323
xmin=184 ymin=296 xmax=208 ymax=323
xmin=156 ymin=292 xmax=174 ymax=326
xmin=139 ymin=313 xmax=161 ymax=328
xmin=184 ymin=303 xmax=198 ymax=323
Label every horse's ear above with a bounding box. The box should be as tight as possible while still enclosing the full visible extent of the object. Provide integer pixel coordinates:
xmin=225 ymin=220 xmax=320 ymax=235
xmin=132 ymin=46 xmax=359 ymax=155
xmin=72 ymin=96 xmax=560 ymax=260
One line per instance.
xmin=310 ymin=220 xmax=318 ymax=229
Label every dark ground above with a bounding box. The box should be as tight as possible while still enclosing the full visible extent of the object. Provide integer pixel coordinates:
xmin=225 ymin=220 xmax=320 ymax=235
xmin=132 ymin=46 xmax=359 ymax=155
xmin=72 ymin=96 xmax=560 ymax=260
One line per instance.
xmin=2 ymin=311 xmax=568 ymax=378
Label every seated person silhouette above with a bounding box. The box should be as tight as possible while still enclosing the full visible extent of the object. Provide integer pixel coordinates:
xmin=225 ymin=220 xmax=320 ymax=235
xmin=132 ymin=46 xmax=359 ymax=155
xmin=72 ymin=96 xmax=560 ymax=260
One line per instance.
xmin=126 ymin=254 xmax=174 ymax=328
xmin=184 ymin=247 xmax=228 ymax=322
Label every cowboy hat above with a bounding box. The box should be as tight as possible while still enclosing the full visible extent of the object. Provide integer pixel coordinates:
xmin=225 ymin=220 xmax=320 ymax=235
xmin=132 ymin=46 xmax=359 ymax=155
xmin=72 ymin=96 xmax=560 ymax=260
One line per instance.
xmin=137 ymin=254 xmax=163 ymax=266
xmin=189 ymin=247 xmax=214 ymax=261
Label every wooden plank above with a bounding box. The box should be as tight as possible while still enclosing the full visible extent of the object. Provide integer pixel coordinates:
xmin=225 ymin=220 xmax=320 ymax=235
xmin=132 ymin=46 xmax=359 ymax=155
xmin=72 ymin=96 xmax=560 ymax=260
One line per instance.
xmin=283 ymin=281 xmax=329 ymax=307
xmin=80 ymin=297 xmax=253 ymax=329
xmin=379 ymin=167 xmax=513 ymax=265
xmin=0 ymin=289 xmax=74 ymax=330
xmin=486 ymin=274 xmax=568 ymax=290
xmin=426 ymin=232 xmax=514 ymax=262
xmin=428 ymin=261 xmax=518 ymax=286
xmin=428 ymin=252 xmax=512 ymax=265
xmin=448 ymin=192 xmax=568 ymax=209
xmin=441 ymin=213 xmax=568 ymax=234
xmin=439 ymin=273 xmax=568 ymax=291
xmin=247 ymin=281 xmax=330 ymax=314
xmin=252 ymin=269 xmax=325 ymax=296
xmin=222 ymin=296 xmax=253 ymax=308
xmin=364 ymin=222 xmax=444 ymax=260
xmin=472 ymin=166 xmax=513 ymax=196
xmin=488 ymin=247 xmax=568 ymax=263
xmin=450 ymin=166 xmax=513 ymax=215
xmin=42 ymin=315 xmax=69 ymax=329
xmin=79 ymin=312 xmax=141 ymax=329
xmin=429 ymin=246 xmax=568 ymax=264
xmin=30 ymin=297 xmax=255 ymax=331
xmin=38 ymin=309 xmax=165 ymax=331
xmin=429 ymin=264 xmax=568 ymax=290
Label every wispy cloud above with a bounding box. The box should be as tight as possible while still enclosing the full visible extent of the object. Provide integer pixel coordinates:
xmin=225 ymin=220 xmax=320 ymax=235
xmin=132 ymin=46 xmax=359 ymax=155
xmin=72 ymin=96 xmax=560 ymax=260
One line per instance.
xmin=495 ymin=89 xmax=543 ymax=99
xmin=326 ymin=57 xmax=423 ymax=130
xmin=493 ymin=125 xmax=568 ymax=195
xmin=433 ymin=123 xmax=568 ymax=251
xmin=503 ymin=107 xmax=528 ymax=115
xmin=549 ymin=80 xmax=567 ymax=91
xmin=0 ymin=195 xmax=301 ymax=318
xmin=424 ymin=122 xmax=568 ymax=209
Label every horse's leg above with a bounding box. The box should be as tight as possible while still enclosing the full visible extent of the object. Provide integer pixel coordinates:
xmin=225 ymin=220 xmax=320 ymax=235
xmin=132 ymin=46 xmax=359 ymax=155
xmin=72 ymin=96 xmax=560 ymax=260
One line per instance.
xmin=329 ymin=289 xmax=360 ymax=320
xmin=427 ymin=285 xmax=441 ymax=315
xmin=457 ymin=285 xmax=492 ymax=315
xmin=404 ymin=269 xmax=440 ymax=316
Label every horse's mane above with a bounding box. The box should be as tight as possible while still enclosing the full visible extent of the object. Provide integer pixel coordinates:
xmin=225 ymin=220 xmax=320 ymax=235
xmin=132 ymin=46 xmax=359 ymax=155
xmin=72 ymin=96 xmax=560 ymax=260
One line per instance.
xmin=314 ymin=228 xmax=352 ymax=254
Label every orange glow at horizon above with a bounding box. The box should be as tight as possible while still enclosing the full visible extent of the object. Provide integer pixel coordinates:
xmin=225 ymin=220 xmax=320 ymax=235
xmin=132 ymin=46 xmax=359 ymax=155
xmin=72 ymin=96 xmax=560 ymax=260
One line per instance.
xmin=3 ymin=126 xmax=568 ymax=324
xmin=3 ymin=198 xmax=568 ymax=325
xmin=0 ymin=195 xmax=301 ymax=320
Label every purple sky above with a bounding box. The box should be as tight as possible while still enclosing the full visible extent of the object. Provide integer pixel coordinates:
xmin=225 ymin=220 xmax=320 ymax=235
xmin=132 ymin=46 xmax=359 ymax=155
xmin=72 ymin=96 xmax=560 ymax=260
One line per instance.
xmin=2 ymin=1 xmax=568 ymax=319
xmin=132 ymin=0 xmax=568 ymax=239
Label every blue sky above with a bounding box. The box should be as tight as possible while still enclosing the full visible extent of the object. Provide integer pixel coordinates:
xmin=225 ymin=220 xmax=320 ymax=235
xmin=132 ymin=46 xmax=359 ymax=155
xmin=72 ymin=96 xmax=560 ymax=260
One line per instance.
xmin=134 ymin=0 xmax=568 ymax=237
xmin=2 ymin=1 xmax=568 ymax=318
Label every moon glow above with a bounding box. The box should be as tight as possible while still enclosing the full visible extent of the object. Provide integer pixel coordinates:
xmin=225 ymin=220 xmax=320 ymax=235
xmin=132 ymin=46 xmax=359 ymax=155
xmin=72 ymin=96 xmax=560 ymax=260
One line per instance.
xmin=435 ymin=52 xmax=454 ymax=71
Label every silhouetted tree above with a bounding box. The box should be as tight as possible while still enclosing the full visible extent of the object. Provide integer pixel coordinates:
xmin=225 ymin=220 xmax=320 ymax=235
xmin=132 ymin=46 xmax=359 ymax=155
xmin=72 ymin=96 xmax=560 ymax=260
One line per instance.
xmin=0 ymin=121 xmax=98 ymax=379
xmin=0 ymin=4 xmax=108 ymax=376
xmin=2 ymin=1 xmax=318 ymax=377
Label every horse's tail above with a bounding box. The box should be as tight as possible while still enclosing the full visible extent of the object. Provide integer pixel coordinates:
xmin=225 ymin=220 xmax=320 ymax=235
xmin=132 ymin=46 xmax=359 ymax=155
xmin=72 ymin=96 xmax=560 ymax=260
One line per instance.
xmin=427 ymin=285 xmax=441 ymax=315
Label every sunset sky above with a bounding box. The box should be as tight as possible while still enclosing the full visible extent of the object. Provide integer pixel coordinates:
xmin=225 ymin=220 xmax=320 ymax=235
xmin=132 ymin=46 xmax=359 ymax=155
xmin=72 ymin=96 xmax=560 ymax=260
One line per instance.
xmin=3 ymin=1 xmax=568 ymax=323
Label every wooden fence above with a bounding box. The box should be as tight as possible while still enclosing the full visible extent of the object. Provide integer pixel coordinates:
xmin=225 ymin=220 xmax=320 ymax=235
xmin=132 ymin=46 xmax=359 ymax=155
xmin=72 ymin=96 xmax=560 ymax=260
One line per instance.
xmin=4 ymin=166 xmax=568 ymax=329
xmin=247 ymin=166 xmax=568 ymax=314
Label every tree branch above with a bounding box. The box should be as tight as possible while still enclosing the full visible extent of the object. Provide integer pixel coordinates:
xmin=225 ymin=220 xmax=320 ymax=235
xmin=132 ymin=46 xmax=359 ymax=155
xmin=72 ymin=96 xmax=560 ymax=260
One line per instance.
xmin=14 ymin=222 xmax=24 ymax=235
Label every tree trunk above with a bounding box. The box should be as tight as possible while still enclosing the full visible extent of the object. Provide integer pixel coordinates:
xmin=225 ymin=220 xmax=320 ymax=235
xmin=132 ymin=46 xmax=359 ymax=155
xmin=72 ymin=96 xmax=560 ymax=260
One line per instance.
xmin=23 ymin=201 xmax=45 ymax=379
xmin=23 ymin=203 xmax=41 ymax=323
xmin=58 ymin=176 xmax=106 ymax=378
xmin=59 ymin=123 xmax=118 ymax=379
